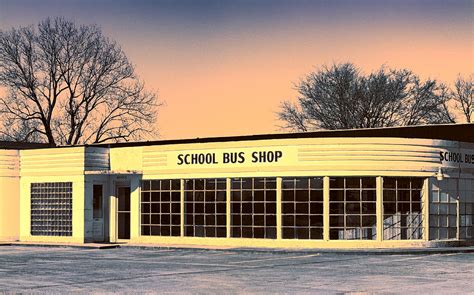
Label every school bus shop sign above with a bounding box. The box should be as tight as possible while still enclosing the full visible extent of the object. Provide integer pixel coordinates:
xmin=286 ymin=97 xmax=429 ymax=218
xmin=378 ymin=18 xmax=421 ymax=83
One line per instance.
xmin=440 ymin=150 xmax=474 ymax=167
xmin=177 ymin=150 xmax=284 ymax=165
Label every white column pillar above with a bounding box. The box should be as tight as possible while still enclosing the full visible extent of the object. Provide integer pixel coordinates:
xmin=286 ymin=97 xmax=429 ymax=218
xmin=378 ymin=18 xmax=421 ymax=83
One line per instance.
xmin=130 ymin=176 xmax=140 ymax=240
xmin=423 ymin=178 xmax=430 ymax=241
xmin=323 ymin=176 xmax=330 ymax=241
xmin=226 ymin=178 xmax=231 ymax=239
xmin=376 ymin=176 xmax=383 ymax=242
xmin=276 ymin=177 xmax=282 ymax=240
xmin=109 ymin=181 xmax=117 ymax=243
xmin=180 ymin=179 xmax=185 ymax=238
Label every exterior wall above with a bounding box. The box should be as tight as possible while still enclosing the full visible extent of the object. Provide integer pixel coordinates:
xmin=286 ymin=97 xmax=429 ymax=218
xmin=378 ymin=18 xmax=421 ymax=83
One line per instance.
xmin=0 ymin=150 xmax=20 ymax=241
xmin=107 ymin=137 xmax=474 ymax=248
xmin=6 ymin=136 xmax=473 ymax=248
xmin=19 ymin=147 xmax=86 ymax=243
xmin=110 ymin=146 xmax=142 ymax=172
xmin=133 ymin=137 xmax=473 ymax=179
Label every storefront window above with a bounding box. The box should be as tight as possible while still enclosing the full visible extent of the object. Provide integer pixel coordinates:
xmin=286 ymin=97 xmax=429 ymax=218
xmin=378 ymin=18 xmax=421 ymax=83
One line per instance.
xmin=282 ymin=177 xmax=323 ymax=239
xmin=430 ymin=178 xmax=473 ymax=240
xmin=459 ymin=179 xmax=474 ymax=240
xmin=329 ymin=177 xmax=377 ymax=240
xmin=30 ymin=182 xmax=72 ymax=236
xmin=141 ymin=179 xmax=181 ymax=236
xmin=383 ymin=177 xmax=424 ymax=240
xmin=184 ymin=179 xmax=227 ymax=238
xmin=231 ymin=178 xmax=277 ymax=239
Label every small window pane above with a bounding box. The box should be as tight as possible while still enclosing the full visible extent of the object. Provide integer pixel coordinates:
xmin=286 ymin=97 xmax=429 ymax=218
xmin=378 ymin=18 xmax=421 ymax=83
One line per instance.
xmin=93 ymin=185 xmax=103 ymax=219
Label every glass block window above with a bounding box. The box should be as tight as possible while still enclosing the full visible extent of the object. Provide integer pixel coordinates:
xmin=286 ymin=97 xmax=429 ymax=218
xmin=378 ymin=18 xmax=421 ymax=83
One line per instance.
xmin=184 ymin=179 xmax=227 ymax=238
xmin=329 ymin=177 xmax=377 ymax=240
xmin=282 ymin=177 xmax=323 ymax=239
xmin=30 ymin=182 xmax=72 ymax=236
xmin=383 ymin=177 xmax=424 ymax=240
xmin=141 ymin=179 xmax=181 ymax=236
xmin=231 ymin=178 xmax=277 ymax=239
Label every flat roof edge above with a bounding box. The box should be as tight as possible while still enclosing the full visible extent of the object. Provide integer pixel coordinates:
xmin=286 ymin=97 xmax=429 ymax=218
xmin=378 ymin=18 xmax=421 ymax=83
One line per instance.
xmin=1 ymin=124 xmax=472 ymax=150
xmin=90 ymin=123 xmax=474 ymax=148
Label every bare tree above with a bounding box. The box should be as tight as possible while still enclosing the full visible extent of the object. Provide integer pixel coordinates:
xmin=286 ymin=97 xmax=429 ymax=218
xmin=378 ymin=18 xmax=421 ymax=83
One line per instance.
xmin=277 ymin=63 xmax=453 ymax=131
xmin=450 ymin=75 xmax=473 ymax=123
xmin=0 ymin=17 xmax=160 ymax=145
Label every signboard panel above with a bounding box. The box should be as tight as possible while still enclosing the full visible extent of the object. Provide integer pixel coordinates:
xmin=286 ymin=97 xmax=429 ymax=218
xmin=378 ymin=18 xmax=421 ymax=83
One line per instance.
xmin=439 ymin=148 xmax=474 ymax=168
xmin=164 ymin=146 xmax=299 ymax=170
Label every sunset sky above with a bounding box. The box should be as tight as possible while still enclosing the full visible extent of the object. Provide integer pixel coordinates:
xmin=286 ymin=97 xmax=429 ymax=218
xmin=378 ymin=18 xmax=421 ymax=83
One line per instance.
xmin=0 ymin=0 xmax=472 ymax=139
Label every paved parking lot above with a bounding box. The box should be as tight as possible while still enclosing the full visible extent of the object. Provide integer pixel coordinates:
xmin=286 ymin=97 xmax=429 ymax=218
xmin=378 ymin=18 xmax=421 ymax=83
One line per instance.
xmin=0 ymin=246 xmax=473 ymax=293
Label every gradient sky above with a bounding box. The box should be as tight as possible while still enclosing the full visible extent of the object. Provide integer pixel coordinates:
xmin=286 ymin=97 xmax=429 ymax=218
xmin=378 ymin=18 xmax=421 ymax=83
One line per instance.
xmin=0 ymin=0 xmax=473 ymax=139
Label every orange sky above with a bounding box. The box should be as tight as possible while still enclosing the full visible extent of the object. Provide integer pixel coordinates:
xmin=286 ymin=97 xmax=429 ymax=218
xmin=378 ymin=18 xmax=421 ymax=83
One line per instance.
xmin=0 ymin=0 xmax=473 ymax=139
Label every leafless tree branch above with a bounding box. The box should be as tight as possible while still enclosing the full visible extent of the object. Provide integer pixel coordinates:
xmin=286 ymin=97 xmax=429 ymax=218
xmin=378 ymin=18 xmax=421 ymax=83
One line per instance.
xmin=0 ymin=17 xmax=160 ymax=145
xmin=450 ymin=75 xmax=473 ymax=123
xmin=277 ymin=63 xmax=456 ymax=131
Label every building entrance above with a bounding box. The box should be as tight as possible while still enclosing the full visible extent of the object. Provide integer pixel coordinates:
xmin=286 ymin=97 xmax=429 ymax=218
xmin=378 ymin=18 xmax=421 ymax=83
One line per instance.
xmin=117 ymin=186 xmax=131 ymax=240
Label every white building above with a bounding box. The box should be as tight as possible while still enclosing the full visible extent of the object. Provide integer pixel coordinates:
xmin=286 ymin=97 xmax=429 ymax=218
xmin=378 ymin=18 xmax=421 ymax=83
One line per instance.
xmin=0 ymin=124 xmax=473 ymax=249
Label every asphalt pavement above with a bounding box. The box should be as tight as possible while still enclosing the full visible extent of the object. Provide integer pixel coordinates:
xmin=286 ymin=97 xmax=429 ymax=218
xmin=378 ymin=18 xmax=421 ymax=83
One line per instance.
xmin=0 ymin=246 xmax=473 ymax=293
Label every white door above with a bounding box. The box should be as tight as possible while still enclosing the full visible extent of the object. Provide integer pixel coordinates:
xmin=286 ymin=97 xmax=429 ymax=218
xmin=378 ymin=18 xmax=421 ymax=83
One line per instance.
xmin=92 ymin=184 xmax=105 ymax=242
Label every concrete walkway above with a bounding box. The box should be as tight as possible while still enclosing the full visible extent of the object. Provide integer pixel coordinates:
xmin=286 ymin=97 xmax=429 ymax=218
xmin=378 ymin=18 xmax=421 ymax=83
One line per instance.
xmin=0 ymin=241 xmax=120 ymax=249
xmin=2 ymin=241 xmax=474 ymax=254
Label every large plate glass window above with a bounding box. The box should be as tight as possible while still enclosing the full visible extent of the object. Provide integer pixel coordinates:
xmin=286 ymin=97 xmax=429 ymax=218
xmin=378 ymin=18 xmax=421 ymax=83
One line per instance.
xmin=329 ymin=177 xmax=377 ymax=240
xmin=459 ymin=179 xmax=474 ymax=240
xmin=231 ymin=178 xmax=277 ymax=239
xmin=383 ymin=177 xmax=424 ymax=240
xmin=282 ymin=177 xmax=323 ymax=239
xmin=141 ymin=179 xmax=181 ymax=236
xmin=184 ymin=179 xmax=227 ymax=238
xmin=429 ymin=178 xmax=473 ymax=240
xmin=30 ymin=182 xmax=73 ymax=236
